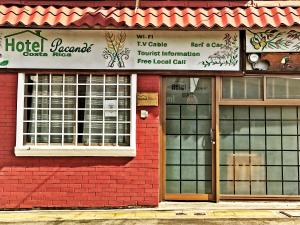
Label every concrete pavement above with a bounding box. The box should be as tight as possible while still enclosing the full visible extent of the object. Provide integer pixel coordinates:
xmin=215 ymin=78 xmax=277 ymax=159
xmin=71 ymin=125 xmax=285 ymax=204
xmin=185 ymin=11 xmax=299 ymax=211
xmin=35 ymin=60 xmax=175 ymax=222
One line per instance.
xmin=1 ymin=202 xmax=300 ymax=224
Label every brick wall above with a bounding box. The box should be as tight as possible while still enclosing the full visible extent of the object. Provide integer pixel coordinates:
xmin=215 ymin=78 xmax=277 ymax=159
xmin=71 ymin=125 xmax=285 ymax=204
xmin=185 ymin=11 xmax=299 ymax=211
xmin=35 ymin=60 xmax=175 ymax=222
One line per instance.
xmin=0 ymin=74 xmax=160 ymax=209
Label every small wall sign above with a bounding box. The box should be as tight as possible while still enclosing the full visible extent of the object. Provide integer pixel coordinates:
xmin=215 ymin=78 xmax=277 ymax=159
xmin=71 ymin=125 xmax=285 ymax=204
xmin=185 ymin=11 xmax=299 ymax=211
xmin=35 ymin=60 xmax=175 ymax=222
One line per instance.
xmin=137 ymin=92 xmax=159 ymax=106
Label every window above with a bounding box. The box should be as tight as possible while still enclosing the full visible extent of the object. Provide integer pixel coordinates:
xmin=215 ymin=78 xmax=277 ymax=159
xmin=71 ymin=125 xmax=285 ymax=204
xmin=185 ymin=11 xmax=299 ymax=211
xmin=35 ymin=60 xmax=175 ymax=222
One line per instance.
xmin=222 ymin=77 xmax=263 ymax=99
xmin=220 ymin=76 xmax=300 ymax=196
xmin=15 ymin=73 xmax=136 ymax=156
xmin=222 ymin=76 xmax=300 ymax=101
xmin=220 ymin=106 xmax=300 ymax=195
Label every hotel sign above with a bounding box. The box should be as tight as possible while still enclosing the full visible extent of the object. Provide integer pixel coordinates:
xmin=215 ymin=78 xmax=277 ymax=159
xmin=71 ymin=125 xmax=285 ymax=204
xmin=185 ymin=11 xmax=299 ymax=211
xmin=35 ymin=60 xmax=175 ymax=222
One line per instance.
xmin=0 ymin=29 xmax=240 ymax=71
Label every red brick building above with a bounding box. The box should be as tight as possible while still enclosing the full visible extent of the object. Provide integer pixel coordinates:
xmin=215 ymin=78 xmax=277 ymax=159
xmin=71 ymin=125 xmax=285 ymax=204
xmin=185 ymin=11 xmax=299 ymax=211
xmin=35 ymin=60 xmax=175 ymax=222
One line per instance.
xmin=1 ymin=1 xmax=300 ymax=209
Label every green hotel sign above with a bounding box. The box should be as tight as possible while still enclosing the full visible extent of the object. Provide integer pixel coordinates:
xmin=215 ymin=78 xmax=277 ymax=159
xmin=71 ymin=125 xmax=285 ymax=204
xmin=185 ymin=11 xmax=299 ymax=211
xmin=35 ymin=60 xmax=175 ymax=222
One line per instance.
xmin=0 ymin=29 xmax=240 ymax=71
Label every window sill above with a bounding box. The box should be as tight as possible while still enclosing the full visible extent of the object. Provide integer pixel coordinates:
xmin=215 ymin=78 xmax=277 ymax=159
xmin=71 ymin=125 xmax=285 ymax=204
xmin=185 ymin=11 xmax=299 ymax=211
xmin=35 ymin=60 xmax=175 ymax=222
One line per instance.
xmin=14 ymin=146 xmax=136 ymax=157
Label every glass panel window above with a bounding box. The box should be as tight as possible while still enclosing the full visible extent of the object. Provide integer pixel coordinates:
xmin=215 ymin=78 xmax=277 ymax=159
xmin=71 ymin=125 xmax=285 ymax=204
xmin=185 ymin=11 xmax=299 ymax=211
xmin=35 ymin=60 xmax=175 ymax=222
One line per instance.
xmin=220 ymin=106 xmax=300 ymax=196
xmin=267 ymin=77 xmax=300 ymax=99
xmin=222 ymin=77 xmax=263 ymax=99
xmin=16 ymin=73 xmax=136 ymax=156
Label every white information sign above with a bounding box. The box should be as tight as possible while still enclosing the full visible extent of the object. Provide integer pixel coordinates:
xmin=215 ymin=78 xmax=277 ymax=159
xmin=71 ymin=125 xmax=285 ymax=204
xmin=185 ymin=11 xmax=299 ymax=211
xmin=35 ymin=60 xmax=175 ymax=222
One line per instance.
xmin=104 ymin=99 xmax=117 ymax=117
xmin=246 ymin=29 xmax=300 ymax=53
xmin=0 ymin=29 xmax=240 ymax=71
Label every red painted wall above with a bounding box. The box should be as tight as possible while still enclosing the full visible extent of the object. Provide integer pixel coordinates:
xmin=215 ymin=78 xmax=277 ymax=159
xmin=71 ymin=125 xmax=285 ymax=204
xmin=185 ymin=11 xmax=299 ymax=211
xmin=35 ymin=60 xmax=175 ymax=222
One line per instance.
xmin=0 ymin=73 xmax=160 ymax=209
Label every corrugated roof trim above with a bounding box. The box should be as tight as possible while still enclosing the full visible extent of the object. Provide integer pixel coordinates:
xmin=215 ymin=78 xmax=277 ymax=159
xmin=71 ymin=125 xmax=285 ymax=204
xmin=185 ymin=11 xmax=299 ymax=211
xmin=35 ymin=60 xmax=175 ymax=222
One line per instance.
xmin=0 ymin=5 xmax=299 ymax=28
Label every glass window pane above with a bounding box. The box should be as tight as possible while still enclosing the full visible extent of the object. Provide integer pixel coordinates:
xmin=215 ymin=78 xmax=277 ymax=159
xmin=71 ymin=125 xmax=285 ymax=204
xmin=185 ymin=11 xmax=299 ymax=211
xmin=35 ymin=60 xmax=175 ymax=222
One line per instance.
xmin=181 ymin=120 xmax=196 ymax=134
xmin=167 ymin=165 xmax=181 ymax=180
xmin=222 ymin=77 xmax=262 ymax=99
xmin=198 ymin=135 xmax=211 ymax=150
xmin=197 ymin=120 xmax=210 ymax=134
xmin=251 ymin=166 xmax=265 ymax=180
xmin=283 ymin=182 xmax=298 ymax=195
xmin=166 ymin=181 xmax=180 ymax=194
xmin=197 ymin=151 xmax=211 ymax=165
xmin=166 ymin=135 xmax=180 ymax=149
xmin=118 ymin=136 xmax=130 ymax=146
xmin=266 ymin=136 xmax=282 ymax=150
xmin=267 ymin=77 xmax=300 ymax=99
xmin=250 ymin=136 xmax=265 ymax=150
xmin=266 ymin=121 xmax=281 ymax=135
xmin=197 ymin=166 xmax=211 ymax=180
xmin=250 ymin=107 xmax=265 ymax=120
xmin=250 ymin=121 xmax=265 ymax=135
xmin=220 ymin=151 xmax=233 ymax=165
xmin=181 ymin=105 xmax=196 ymax=119
xmin=235 ymin=121 xmax=249 ymax=135
xmin=181 ymin=166 xmax=196 ymax=180
xmin=251 ymin=182 xmax=266 ymax=195
xmin=181 ymin=151 xmax=197 ymax=165
xmin=181 ymin=181 xmax=197 ymax=193
xmin=220 ymin=106 xmax=233 ymax=119
xmin=282 ymin=136 xmax=298 ymax=150
xmin=166 ymin=151 xmax=180 ymax=164
xmin=166 ymin=105 xmax=180 ymax=119
xmin=267 ymin=166 xmax=282 ymax=180
xmin=266 ymin=107 xmax=281 ymax=120
xmin=220 ymin=120 xmax=233 ymax=135
xmin=234 ymin=106 xmax=249 ymax=119
xmin=220 ymin=165 xmax=234 ymax=180
xmin=267 ymin=151 xmax=282 ymax=165
xmin=283 ymin=152 xmax=298 ymax=165
xmin=251 ymin=151 xmax=265 ymax=165
xmin=198 ymin=181 xmax=211 ymax=194
xmin=182 ymin=135 xmax=196 ymax=149
xmin=282 ymin=107 xmax=297 ymax=120
xmin=235 ymin=136 xmax=249 ymax=150
xmin=220 ymin=181 xmax=234 ymax=194
xmin=220 ymin=135 xmax=233 ymax=150
xmin=267 ymin=181 xmax=282 ymax=195
xmin=283 ymin=167 xmax=298 ymax=181
xmin=197 ymin=105 xmax=211 ymax=119
xmin=235 ymin=181 xmax=250 ymax=195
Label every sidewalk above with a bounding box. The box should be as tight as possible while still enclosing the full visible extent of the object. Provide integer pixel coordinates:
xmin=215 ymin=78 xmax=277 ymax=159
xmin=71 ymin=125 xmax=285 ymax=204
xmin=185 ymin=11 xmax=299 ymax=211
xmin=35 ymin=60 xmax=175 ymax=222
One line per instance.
xmin=1 ymin=202 xmax=300 ymax=224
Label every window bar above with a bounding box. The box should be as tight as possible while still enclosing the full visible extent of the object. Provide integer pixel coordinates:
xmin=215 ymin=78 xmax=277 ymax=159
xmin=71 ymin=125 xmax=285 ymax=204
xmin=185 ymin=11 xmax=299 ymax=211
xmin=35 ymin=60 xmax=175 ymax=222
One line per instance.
xmin=195 ymin=103 xmax=198 ymax=193
xmin=62 ymin=74 xmax=65 ymax=146
xmin=263 ymin=76 xmax=267 ymax=101
xmin=297 ymin=107 xmax=300 ymax=195
xmin=272 ymin=78 xmax=275 ymax=98
xmin=244 ymin=78 xmax=247 ymax=99
xmin=102 ymin=74 xmax=106 ymax=146
xmin=89 ymin=74 xmax=92 ymax=146
xmin=48 ymin=73 xmax=52 ymax=145
xmin=286 ymin=79 xmax=289 ymax=99
xmin=230 ymin=78 xmax=233 ymax=99
xmin=248 ymin=106 xmax=252 ymax=194
xmin=179 ymin=105 xmax=182 ymax=193
xmin=116 ymin=74 xmax=119 ymax=146
xmin=233 ymin=106 xmax=236 ymax=194
xmin=280 ymin=107 xmax=284 ymax=194
xmin=34 ymin=73 xmax=38 ymax=146
xmin=75 ymin=74 xmax=79 ymax=146
xmin=264 ymin=107 xmax=268 ymax=194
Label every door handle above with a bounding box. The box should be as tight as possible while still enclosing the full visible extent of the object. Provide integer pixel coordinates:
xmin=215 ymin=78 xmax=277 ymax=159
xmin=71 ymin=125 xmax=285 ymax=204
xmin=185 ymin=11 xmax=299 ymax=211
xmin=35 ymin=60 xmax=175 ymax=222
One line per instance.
xmin=210 ymin=128 xmax=216 ymax=145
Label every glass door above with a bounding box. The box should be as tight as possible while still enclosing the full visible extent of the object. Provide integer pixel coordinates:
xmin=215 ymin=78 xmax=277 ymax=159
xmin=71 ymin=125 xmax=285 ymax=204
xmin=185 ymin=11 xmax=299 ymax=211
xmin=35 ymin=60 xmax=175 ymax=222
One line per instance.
xmin=164 ymin=77 xmax=214 ymax=200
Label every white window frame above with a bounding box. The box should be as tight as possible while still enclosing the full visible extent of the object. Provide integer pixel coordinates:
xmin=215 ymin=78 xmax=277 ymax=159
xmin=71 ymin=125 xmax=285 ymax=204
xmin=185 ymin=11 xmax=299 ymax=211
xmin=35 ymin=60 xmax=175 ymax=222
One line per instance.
xmin=15 ymin=73 xmax=137 ymax=157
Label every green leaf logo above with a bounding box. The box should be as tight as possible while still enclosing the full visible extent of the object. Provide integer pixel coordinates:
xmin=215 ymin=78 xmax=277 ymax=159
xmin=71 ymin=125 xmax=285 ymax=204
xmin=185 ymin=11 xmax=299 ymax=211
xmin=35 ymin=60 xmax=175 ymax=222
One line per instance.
xmin=0 ymin=60 xmax=9 ymax=66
